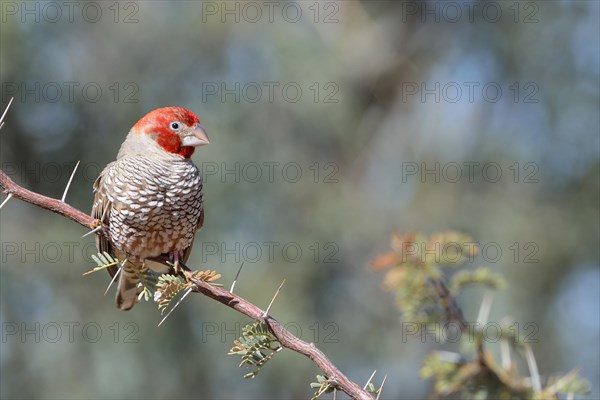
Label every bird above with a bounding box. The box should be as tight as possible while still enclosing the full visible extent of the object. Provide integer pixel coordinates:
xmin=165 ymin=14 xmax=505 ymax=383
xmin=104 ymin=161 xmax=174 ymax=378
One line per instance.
xmin=91 ymin=107 xmax=209 ymax=310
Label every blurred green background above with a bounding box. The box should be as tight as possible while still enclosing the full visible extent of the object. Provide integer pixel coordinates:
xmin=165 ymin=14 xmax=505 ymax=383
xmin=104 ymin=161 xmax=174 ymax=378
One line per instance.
xmin=0 ymin=1 xmax=598 ymax=398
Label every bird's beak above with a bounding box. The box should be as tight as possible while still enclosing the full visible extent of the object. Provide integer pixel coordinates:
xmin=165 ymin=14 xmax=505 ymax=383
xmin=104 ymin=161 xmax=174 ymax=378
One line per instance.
xmin=181 ymin=124 xmax=210 ymax=147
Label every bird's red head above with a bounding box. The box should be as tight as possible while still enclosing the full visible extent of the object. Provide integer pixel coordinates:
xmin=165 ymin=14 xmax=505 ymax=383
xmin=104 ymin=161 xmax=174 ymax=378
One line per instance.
xmin=132 ymin=107 xmax=209 ymax=159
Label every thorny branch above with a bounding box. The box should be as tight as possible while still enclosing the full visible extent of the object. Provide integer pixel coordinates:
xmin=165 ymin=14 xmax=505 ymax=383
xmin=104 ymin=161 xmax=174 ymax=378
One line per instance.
xmin=427 ymin=277 xmax=485 ymax=359
xmin=0 ymin=170 xmax=373 ymax=400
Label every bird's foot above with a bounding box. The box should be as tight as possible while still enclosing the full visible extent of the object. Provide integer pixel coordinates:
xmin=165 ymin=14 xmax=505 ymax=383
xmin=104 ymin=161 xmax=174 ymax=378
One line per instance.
xmin=170 ymin=251 xmax=191 ymax=277
xmin=171 ymin=251 xmax=181 ymax=274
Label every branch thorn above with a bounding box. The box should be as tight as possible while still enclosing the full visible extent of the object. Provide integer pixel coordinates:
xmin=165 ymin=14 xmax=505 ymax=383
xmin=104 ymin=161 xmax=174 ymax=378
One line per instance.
xmin=0 ymin=97 xmax=14 ymax=127
xmin=230 ymin=262 xmax=245 ymax=294
xmin=263 ymin=279 xmax=286 ymax=318
xmin=524 ymin=344 xmax=542 ymax=393
xmin=500 ymin=337 xmax=512 ymax=370
xmin=81 ymin=225 xmax=102 ymax=238
xmin=376 ymin=374 xmax=387 ymax=400
xmin=363 ymin=369 xmax=377 ymax=390
xmin=61 ymin=160 xmax=80 ymax=202
xmin=476 ymin=291 xmax=494 ymax=326
xmin=0 ymin=193 xmax=13 ymax=209
xmin=104 ymin=265 xmax=122 ymax=296
xmin=158 ymin=286 xmax=193 ymax=327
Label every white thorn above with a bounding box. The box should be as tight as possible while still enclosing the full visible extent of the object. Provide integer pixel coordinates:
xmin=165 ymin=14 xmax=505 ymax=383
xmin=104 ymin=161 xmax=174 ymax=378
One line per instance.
xmin=61 ymin=160 xmax=80 ymax=202
xmin=104 ymin=265 xmax=122 ymax=296
xmin=376 ymin=374 xmax=388 ymax=400
xmin=0 ymin=193 xmax=13 ymax=209
xmin=477 ymin=292 xmax=494 ymax=325
xmin=158 ymin=286 xmax=193 ymax=327
xmin=333 ymin=388 xmax=337 ymax=400
xmin=0 ymin=122 xmax=4 ymax=130
xmin=81 ymin=225 xmax=102 ymax=238
xmin=363 ymin=369 xmax=377 ymax=390
xmin=262 ymin=279 xmax=286 ymax=318
xmin=100 ymin=203 xmax=109 ymax=222
xmin=0 ymin=97 xmax=14 ymax=126
xmin=500 ymin=338 xmax=511 ymax=370
xmin=524 ymin=344 xmax=541 ymax=393
xmin=229 ymin=262 xmax=245 ymax=293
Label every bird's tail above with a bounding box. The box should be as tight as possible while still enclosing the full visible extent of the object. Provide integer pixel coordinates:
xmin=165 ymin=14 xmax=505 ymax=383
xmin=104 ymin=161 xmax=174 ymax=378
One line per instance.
xmin=115 ymin=259 xmax=146 ymax=311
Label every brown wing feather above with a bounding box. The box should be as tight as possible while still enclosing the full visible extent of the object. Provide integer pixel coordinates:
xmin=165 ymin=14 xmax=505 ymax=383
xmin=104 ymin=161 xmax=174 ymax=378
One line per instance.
xmin=92 ymin=168 xmax=143 ymax=310
xmin=92 ymin=171 xmax=120 ymax=278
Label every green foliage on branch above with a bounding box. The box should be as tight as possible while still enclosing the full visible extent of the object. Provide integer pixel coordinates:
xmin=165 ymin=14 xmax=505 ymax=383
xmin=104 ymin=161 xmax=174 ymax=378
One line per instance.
xmin=229 ymin=322 xmax=282 ymax=379
xmin=310 ymin=375 xmax=339 ymax=399
xmin=371 ymin=230 xmax=590 ymax=400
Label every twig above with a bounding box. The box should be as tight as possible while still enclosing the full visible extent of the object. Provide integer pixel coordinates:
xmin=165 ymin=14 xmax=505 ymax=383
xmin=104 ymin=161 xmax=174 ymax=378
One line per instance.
xmin=545 ymin=369 xmax=579 ymax=395
xmin=188 ymin=275 xmax=372 ymax=399
xmin=427 ymin=278 xmax=466 ymax=329
xmin=427 ymin=277 xmax=486 ymax=360
xmin=0 ymin=168 xmax=374 ymax=400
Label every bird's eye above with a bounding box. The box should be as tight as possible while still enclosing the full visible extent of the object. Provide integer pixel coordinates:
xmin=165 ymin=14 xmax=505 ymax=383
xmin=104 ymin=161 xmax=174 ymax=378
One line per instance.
xmin=170 ymin=121 xmax=182 ymax=131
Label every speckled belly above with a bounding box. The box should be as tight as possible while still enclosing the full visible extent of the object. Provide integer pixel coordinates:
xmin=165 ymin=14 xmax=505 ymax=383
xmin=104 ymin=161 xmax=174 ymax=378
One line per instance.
xmin=108 ymin=179 xmax=203 ymax=258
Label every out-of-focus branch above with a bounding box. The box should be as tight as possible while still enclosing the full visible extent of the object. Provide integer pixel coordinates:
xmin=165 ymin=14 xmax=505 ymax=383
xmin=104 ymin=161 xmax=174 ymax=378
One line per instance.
xmin=427 ymin=278 xmax=466 ymax=329
xmin=427 ymin=277 xmax=485 ymax=359
xmin=0 ymin=169 xmax=373 ymax=400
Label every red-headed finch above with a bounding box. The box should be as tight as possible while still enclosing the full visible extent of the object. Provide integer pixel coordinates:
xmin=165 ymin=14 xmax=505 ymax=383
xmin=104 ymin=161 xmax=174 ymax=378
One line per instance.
xmin=92 ymin=107 xmax=209 ymax=310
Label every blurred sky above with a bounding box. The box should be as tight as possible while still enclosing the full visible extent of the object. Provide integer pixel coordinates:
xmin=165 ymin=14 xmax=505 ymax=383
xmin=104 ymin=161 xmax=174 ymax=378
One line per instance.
xmin=0 ymin=1 xmax=598 ymax=399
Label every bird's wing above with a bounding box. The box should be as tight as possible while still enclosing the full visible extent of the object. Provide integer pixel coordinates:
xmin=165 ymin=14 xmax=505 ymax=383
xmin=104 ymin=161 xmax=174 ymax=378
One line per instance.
xmin=92 ymin=163 xmax=119 ymax=278
xmin=92 ymin=161 xmax=144 ymax=310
